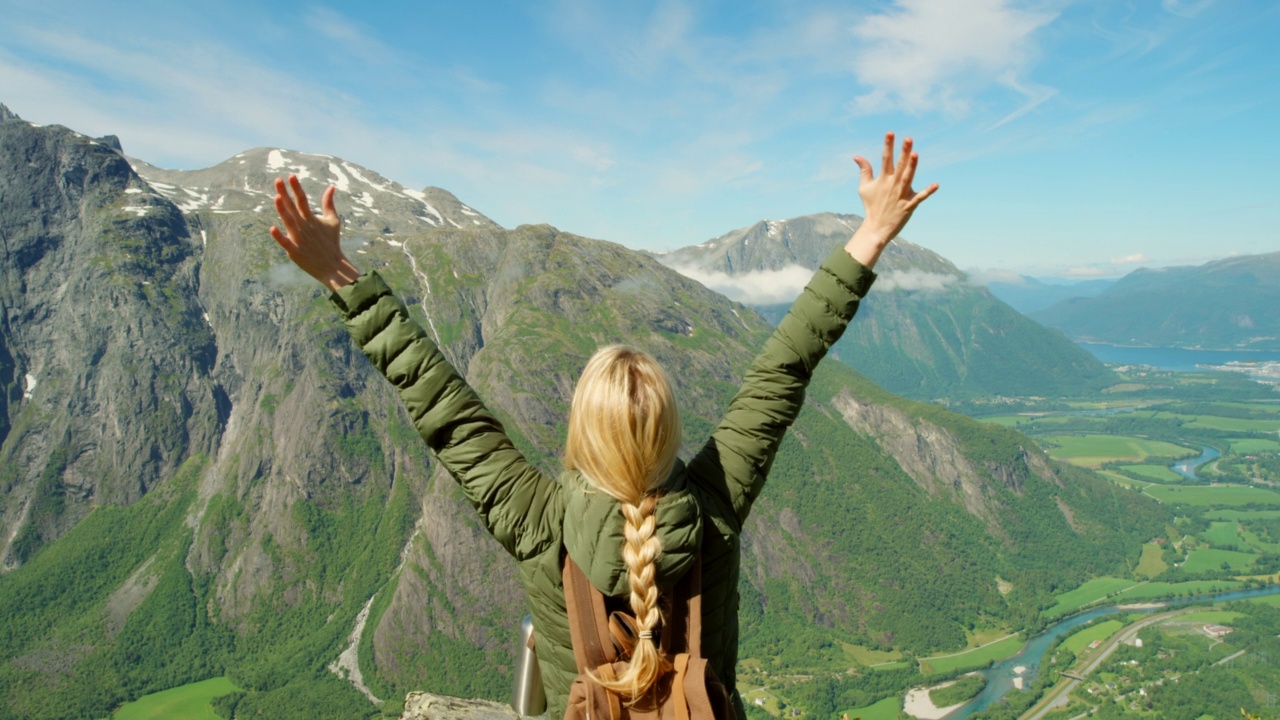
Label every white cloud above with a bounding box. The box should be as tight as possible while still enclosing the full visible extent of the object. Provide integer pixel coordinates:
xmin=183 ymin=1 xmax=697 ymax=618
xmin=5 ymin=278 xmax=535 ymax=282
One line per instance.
xmin=1062 ymin=266 xmax=1110 ymax=278
xmin=1111 ymin=253 xmax=1148 ymax=265
xmin=968 ymin=268 xmax=1028 ymax=286
xmin=1160 ymin=0 xmax=1215 ymax=18
xmin=876 ymin=269 xmax=960 ymax=292
xmin=671 ymin=265 xmax=814 ymax=305
xmin=850 ymin=0 xmax=1058 ymax=117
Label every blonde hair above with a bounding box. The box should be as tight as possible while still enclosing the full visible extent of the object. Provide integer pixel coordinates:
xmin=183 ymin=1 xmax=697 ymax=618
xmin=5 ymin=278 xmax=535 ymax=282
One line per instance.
xmin=564 ymin=345 xmax=681 ymax=701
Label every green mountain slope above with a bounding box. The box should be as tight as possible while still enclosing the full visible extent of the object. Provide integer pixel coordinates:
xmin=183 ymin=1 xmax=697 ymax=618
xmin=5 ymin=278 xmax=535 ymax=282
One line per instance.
xmin=0 ymin=106 xmax=1165 ymax=719
xmin=1033 ymin=252 xmax=1280 ymax=350
xmin=659 ymin=214 xmax=1117 ymax=400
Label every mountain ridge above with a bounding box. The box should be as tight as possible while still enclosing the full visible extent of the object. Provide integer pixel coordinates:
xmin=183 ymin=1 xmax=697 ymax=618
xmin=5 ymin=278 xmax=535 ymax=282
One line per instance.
xmin=0 ymin=105 xmax=1165 ymax=720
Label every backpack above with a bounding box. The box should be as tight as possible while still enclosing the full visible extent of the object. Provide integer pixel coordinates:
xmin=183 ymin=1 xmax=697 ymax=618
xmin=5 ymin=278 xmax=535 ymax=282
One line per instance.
xmin=562 ymin=555 xmax=736 ymax=720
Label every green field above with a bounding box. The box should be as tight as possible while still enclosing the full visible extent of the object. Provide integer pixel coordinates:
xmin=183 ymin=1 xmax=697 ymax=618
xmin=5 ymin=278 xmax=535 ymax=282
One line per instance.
xmin=1118 ymin=464 xmax=1184 ymax=482
xmin=1135 ymin=543 xmax=1168 ymax=579
xmin=978 ymin=415 xmax=1025 ymax=427
xmin=1184 ymin=416 xmax=1280 ymax=433
xmin=844 ymin=643 xmax=903 ymax=666
xmin=1181 ymin=547 xmax=1258 ymax=574
xmin=919 ymin=635 xmax=1024 ymax=675
xmin=1041 ymin=435 xmax=1194 ymax=468
xmin=110 ymin=677 xmax=240 ymax=720
xmin=1246 ymin=593 xmax=1280 ymax=606
xmin=1144 ymin=484 xmax=1280 ymax=507
xmin=1204 ymin=521 xmax=1245 ymax=547
xmin=1225 ymin=437 xmax=1280 ymax=454
xmin=1061 ymin=619 xmax=1124 ymax=655
xmin=1112 ymin=580 xmax=1245 ymax=602
xmin=1043 ymin=577 xmax=1139 ymax=618
xmin=1175 ymin=610 xmax=1246 ymax=624
xmin=1206 ymin=509 xmax=1280 ymax=521
xmin=841 ymin=695 xmax=901 ymax=720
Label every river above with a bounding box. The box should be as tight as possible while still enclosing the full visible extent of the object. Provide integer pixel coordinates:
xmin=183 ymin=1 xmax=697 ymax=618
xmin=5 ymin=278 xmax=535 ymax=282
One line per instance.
xmin=1170 ymin=444 xmax=1221 ymax=481
xmin=936 ymin=584 xmax=1280 ymax=719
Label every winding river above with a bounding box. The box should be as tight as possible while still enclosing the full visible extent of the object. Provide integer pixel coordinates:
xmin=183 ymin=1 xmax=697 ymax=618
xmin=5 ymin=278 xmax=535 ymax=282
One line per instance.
xmin=1169 ymin=444 xmax=1221 ymax=481
xmin=936 ymin=584 xmax=1280 ymax=719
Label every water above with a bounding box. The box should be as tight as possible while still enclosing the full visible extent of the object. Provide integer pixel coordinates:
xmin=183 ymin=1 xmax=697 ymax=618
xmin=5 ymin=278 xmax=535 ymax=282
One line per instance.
xmin=1077 ymin=343 xmax=1280 ymax=372
xmin=939 ymin=584 xmax=1280 ymax=719
xmin=1170 ymin=444 xmax=1221 ymax=481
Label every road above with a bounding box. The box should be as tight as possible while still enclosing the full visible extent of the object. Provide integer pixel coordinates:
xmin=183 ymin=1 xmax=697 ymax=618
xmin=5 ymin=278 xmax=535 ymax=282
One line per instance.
xmin=1021 ymin=607 xmax=1197 ymax=720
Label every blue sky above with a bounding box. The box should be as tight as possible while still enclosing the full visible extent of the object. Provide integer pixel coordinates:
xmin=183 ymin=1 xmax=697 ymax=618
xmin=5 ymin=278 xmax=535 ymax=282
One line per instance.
xmin=1 ymin=0 xmax=1276 ymax=278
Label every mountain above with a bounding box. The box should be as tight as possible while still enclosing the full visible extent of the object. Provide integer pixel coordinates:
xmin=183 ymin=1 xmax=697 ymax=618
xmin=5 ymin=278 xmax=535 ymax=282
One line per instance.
xmin=983 ymin=274 xmax=1114 ymax=315
xmin=658 ymin=214 xmax=1118 ymax=400
xmin=1033 ymin=253 xmax=1280 ymax=350
xmin=0 ymin=105 xmax=1165 ymax=720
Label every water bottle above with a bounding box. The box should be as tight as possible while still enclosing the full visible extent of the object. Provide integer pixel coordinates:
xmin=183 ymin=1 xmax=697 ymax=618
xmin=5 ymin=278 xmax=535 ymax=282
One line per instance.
xmin=511 ymin=615 xmax=546 ymax=716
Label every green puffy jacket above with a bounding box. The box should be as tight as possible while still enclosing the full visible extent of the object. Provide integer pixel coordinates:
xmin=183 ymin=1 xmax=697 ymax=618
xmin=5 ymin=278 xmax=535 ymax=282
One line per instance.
xmin=331 ymin=245 xmax=876 ymax=719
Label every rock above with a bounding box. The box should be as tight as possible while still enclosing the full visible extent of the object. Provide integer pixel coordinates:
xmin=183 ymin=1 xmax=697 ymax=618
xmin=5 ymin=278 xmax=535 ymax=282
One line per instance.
xmin=399 ymin=691 xmax=532 ymax=720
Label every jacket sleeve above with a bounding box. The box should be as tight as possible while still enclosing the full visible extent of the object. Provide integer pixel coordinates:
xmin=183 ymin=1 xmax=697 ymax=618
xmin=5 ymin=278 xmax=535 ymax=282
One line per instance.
xmin=331 ymin=271 xmax=561 ymax=560
xmin=687 ymin=246 xmax=876 ymax=527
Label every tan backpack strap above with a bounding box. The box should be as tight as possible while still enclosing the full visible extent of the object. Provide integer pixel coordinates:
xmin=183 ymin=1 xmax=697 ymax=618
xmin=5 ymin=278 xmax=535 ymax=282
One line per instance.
xmin=563 ymin=556 xmax=618 ymax=670
xmin=681 ymin=656 xmax=718 ymax=720
xmin=680 ymin=556 xmax=705 ymax=657
xmin=596 ymin=663 xmax=623 ymax=720
xmin=608 ymin=611 xmax=639 ymax=658
xmin=672 ymin=654 xmax=691 ymax=720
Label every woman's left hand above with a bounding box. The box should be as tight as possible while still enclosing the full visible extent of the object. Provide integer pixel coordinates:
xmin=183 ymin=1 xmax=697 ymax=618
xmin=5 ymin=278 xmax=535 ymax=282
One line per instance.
xmin=270 ymin=175 xmax=361 ymax=290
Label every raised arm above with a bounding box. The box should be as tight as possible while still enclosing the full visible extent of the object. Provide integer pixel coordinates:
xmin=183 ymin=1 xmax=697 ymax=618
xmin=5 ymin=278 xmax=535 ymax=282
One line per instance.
xmin=686 ymin=133 xmax=938 ymax=526
xmin=270 ymin=176 xmax=561 ymax=559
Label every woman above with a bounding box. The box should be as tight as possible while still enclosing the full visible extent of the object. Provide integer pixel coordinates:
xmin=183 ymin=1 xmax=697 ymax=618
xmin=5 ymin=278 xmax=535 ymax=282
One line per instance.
xmin=270 ymin=133 xmax=937 ymax=719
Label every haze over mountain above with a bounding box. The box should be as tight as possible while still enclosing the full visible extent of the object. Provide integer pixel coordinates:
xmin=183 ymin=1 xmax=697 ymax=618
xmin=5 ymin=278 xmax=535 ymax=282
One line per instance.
xmin=0 ymin=104 xmax=1164 ymax=720
xmin=1033 ymin=253 xmax=1280 ymax=350
xmin=983 ymin=275 xmax=1114 ymax=315
xmin=659 ymin=215 xmax=1117 ymax=400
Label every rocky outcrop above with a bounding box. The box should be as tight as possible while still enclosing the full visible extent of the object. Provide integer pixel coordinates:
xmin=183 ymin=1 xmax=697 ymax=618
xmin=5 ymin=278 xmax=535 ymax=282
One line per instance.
xmin=399 ymin=691 xmax=525 ymax=720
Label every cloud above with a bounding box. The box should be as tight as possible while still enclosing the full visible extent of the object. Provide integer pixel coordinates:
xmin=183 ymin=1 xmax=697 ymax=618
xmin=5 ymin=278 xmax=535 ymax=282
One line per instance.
xmin=876 ymin=270 xmax=960 ymax=292
xmin=967 ymin=268 xmax=1028 ymax=286
xmin=850 ymin=0 xmax=1058 ymax=117
xmin=1111 ymin=253 xmax=1148 ymax=265
xmin=670 ymin=265 xmax=814 ymax=305
xmin=1160 ymin=0 xmax=1215 ymax=18
xmin=1062 ymin=266 xmax=1110 ymax=278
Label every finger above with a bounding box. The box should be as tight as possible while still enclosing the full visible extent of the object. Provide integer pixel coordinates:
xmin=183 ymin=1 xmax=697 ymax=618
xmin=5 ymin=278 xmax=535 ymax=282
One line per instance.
xmin=853 ymin=156 xmax=874 ymax=183
xmin=269 ymin=225 xmax=296 ymax=252
xmin=321 ymin=185 xmax=338 ymax=221
xmin=906 ymin=182 xmax=940 ymax=210
xmin=881 ymin=132 xmax=895 ymax=176
xmin=902 ymin=151 xmax=919 ymax=188
xmin=897 ymin=138 xmax=913 ymax=183
xmin=275 ymin=193 xmax=303 ymax=238
xmin=289 ymin=175 xmax=314 ymax=221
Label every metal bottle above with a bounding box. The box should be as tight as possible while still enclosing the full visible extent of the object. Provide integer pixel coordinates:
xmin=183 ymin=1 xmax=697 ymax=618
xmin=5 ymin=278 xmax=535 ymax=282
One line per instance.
xmin=511 ymin=614 xmax=547 ymax=716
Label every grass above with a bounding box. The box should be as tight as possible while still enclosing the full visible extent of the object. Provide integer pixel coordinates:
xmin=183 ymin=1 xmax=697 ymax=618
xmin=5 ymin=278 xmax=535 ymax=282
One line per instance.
xmin=1175 ymin=610 xmax=1246 ymax=624
xmin=1183 ymin=416 xmax=1280 ymax=433
xmin=110 ymin=677 xmax=240 ymax=720
xmin=843 ymin=643 xmax=903 ymax=666
xmin=1043 ymin=577 xmax=1140 ymax=618
xmin=1095 ymin=470 xmax=1150 ymax=488
xmin=841 ymin=695 xmax=901 ymax=720
xmin=1112 ymin=580 xmax=1245 ymax=602
xmin=1135 ymin=543 xmax=1169 ymax=579
xmin=1204 ymin=522 xmax=1244 ymax=548
xmin=1246 ymin=593 xmax=1280 ymax=606
xmin=1206 ymin=509 xmax=1280 ymax=521
xmin=1143 ymin=484 xmax=1280 ymax=507
xmin=1118 ymin=464 xmax=1184 ymax=482
xmin=1226 ymin=437 xmax=1280 ymax=454
xmin=919 ymin=634 xmax=1023 ymax=675
xmin=1181 ymin=547 xmax=1258 ymax=574
xmin=1061 ymin=619 xmax=1124 ymax=655
xmin=1040 ymin=434 xmax=1194 ymax=469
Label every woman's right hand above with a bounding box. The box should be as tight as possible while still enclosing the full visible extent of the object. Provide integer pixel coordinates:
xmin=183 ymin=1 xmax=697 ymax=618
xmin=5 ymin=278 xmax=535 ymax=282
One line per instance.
xmin=845 ymin=132 xmax=939 ymax=269
xmin=270 ymin=174 xmax=362 ymax=291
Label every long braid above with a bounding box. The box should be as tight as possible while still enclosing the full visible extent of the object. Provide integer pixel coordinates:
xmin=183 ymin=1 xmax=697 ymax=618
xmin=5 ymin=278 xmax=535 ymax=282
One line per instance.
xmin=565 ymin=345 xmax=681 ymax=702
xmin=594 ymin=493 xmax=668 ymax=700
